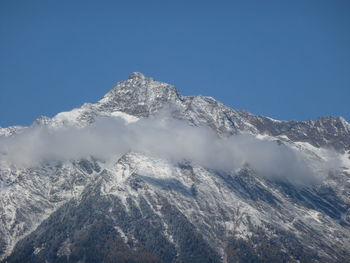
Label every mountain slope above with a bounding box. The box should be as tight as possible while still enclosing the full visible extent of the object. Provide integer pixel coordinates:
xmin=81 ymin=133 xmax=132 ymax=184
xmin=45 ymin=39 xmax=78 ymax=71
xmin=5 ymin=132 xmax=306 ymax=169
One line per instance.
xmin=1 ymin=73 xmax=350 ymax=262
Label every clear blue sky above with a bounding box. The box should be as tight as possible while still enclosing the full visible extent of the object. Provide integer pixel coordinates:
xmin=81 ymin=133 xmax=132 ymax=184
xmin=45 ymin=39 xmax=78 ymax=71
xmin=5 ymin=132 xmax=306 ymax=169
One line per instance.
xmin=1 ymin=0 xmax=349 ymax=127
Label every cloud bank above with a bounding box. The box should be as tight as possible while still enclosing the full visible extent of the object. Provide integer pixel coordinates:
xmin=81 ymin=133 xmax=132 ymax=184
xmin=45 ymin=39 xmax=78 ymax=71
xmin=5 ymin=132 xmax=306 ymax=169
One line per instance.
xmin=0 ymin=112 xmax=336 ymax=184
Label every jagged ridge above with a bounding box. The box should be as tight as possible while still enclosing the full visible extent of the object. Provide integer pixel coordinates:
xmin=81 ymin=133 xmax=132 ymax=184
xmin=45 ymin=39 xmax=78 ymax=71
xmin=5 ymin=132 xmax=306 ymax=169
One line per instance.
xmin=1 ymin=73 xmax=350 ymax=262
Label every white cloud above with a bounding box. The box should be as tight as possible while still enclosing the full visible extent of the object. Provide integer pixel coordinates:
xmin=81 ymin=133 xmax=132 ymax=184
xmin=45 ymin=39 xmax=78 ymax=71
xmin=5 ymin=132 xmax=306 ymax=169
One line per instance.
xmin=0 ymin=110 xmax=337 ymax=184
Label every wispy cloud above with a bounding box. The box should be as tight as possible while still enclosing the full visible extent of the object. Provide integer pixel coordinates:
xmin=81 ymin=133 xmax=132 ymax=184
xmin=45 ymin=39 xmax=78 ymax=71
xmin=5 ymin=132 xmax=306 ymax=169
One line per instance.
xmin=0 ymin=110 xmax=337 ymax=184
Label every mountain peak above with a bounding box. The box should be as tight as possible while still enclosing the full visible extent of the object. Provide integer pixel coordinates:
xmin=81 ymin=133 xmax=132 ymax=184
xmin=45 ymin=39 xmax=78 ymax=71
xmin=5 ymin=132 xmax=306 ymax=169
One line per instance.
xmin=128 ymin=72 xmax=146 ymax=80
xmin=96 ymin=73 xmax=182 ymax=117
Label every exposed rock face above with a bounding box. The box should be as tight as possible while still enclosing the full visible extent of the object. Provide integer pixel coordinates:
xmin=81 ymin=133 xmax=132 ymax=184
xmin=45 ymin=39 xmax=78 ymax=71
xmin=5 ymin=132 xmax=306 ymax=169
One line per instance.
xmin=1 ymin=73 xmax=350 ymax=262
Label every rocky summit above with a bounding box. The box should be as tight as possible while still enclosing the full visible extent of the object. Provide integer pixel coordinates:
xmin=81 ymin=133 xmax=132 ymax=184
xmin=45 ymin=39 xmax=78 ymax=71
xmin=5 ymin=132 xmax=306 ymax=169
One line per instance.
xmin=1 ymin=73 xmax=350 ymax=263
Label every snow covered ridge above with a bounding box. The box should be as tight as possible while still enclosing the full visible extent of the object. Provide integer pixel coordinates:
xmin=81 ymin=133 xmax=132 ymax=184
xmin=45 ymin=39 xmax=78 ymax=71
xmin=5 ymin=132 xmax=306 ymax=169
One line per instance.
xmin=0 ymin=72 xmax=347 ymax=180
xmin=2 ymin=72 xmax=350 ymax=150
xmin=1 ymin=72 xmax=350 ymax=262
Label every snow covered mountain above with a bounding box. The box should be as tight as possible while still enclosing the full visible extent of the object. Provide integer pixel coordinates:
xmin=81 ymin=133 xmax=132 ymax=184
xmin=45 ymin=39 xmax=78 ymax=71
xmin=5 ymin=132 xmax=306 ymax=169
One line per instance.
xmin=1 ymin=73 xmax=350 ymax=262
